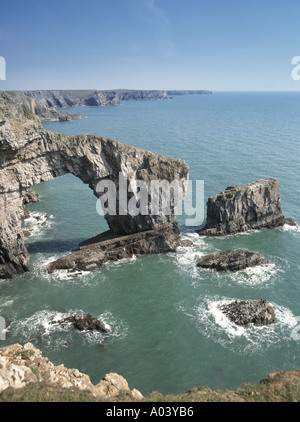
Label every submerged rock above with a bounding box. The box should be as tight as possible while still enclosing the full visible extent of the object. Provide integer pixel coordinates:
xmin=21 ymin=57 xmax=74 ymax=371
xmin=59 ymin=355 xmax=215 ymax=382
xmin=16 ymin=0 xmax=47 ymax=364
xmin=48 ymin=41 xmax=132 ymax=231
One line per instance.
xmin=197 ymin=179 xmax=291 ymax=236
xmin=196 ymin=249 xmax=270 ymax=272
xmin=219 ymin=299 xmax=276 ymax=326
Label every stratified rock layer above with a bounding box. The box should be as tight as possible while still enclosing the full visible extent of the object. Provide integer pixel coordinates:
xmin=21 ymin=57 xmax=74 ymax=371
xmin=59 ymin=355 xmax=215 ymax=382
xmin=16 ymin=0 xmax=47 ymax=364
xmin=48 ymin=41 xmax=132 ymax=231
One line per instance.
xmin=219 ymin=299 xmax=276 ymax=326
xmin=197 ymin=179 xmax=288 ymax=236
xmin=47 ymin=221 xmax=180 ymax=273
xmin=0 ymin=92 xmax=189 ymax=279
xmin=197 ymin=249 xmax=270 ymax=272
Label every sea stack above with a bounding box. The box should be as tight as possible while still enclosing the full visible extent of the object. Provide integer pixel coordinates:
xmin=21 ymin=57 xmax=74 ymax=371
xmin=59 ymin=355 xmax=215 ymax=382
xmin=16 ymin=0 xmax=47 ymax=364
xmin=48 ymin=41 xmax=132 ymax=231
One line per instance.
xmin=197 ymin=178 xmax=291 ymax=236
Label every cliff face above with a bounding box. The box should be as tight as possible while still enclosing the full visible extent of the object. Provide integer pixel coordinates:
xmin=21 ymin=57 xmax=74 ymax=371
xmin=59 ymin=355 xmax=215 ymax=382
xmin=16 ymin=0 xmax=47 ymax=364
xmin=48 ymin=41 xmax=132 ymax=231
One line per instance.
xmin=0 ymin=342 xmax=143 ymax=399
xmin=5 ymin=89 xmax=212 ymax=121
xmin=0 ymin=91 xmax=189 ymax=279
xmin=197 ymin=179 xmax=288 ymax=236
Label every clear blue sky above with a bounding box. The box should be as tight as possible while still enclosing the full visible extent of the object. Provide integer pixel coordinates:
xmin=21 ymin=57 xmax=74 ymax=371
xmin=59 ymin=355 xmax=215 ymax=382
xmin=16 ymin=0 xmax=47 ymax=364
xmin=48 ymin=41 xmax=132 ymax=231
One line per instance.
xmin=1 ymin=0 xmax=300 ymax=91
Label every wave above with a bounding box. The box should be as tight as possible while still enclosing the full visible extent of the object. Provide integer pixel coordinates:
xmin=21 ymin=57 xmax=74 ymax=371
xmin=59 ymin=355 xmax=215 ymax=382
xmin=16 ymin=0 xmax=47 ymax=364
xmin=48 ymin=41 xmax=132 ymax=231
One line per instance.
xmin=278 ymin=223 xmax=300 ymax=233
xmin=176 ymin=233 xmax=279 ymax=287
xmin=9 ymin=309 xmax=128 ymax=351
xmin=182 ymin=295 xmax=298 ymax=355
xmin=23 ymin=212 xmax=53 ymax=238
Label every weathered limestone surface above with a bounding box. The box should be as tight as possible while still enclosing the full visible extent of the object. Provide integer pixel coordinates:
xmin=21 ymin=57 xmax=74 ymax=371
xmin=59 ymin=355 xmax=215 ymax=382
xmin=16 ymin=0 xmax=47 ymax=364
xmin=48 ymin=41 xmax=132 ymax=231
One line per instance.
xmin=0 ymin=91 xmax=189 ymax=279
xmin=197 ymin=249 xmax=270 ymax=272
xmin=197 ymin=179 xmax=291 ymax=236
xmin=219 ymin=299 xmax=276 ymax=326
xmin=0 ymin=342 xmax=143 ymax=399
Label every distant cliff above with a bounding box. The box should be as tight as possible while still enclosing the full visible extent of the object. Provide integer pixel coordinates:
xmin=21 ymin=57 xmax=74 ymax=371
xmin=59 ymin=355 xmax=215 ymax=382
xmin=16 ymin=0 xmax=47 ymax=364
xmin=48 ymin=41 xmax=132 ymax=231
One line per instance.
xmin=4 ymin=89 xmax=212 ymax=121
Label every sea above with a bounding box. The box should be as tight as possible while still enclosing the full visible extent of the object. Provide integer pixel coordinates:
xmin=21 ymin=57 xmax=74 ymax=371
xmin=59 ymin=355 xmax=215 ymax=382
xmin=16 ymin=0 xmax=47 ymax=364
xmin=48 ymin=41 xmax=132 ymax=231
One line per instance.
xmin=1 ymin=92 xmax=300 ymax=396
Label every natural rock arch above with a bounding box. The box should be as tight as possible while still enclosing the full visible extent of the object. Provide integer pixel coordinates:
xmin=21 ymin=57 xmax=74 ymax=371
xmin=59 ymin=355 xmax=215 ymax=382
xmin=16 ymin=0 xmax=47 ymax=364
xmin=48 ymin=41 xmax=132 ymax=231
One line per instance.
xmin=0 ymin=92 xmax=189 ymax=278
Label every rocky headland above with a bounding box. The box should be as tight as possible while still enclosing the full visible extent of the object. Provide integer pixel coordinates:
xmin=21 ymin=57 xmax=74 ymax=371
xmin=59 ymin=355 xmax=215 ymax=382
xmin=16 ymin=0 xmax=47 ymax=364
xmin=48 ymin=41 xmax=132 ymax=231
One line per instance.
xmin=0 ymin=342 xmax=143 ymax=400
xmin=5 ymin=89 xmax=212 ymax=122
xmin=197 ymin=178 xmax=295 ymax=236
xmin=1 ymin=342 xmax=300 ymax=402
xmin=0 ymin=91 xmax=189 ymax=279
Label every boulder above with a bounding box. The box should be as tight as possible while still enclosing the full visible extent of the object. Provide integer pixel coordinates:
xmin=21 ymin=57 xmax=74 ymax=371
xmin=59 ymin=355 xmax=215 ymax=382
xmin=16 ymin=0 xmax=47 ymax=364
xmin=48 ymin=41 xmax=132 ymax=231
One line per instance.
xmin=197 ymin=249 xmax=270 ymax=272
xmin=197 ymin=179 xmax=290 ymax=236
xmin=52 ymin=313 xmax=110 ymax=333
xmin=219 ymin=299 xmax=276 ymax=326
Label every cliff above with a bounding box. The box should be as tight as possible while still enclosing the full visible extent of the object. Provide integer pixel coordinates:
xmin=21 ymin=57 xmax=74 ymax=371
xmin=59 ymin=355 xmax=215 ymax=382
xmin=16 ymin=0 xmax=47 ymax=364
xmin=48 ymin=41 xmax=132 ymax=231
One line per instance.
xmin=0 ymin=91 xmax=189 ymax=279
xmin=5 ymin=89 xmax=212 ymax=121
xmin=0 ymin=342 xmax=299 ymax=402
xmin=0 ymin=342 xmax=143 ymax=400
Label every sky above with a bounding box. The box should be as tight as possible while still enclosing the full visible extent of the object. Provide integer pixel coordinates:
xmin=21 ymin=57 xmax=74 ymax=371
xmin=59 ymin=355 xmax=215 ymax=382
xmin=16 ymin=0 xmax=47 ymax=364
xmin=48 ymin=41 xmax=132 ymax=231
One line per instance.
xmin=1 ymin=0 xmax=300 ymax=91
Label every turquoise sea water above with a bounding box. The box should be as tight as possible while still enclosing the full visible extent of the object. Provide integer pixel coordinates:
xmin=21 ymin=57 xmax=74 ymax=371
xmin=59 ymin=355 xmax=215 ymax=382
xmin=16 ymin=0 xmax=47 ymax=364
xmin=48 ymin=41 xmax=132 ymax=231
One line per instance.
xmin=1 ymin=92 xmax=300 ymax=396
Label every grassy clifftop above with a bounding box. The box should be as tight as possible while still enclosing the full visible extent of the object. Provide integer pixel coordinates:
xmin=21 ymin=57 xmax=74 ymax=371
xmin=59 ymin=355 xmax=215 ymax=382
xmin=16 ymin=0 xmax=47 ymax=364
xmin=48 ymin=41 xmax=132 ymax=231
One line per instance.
xmin=1 ymin=369 xmax=300 ymax=402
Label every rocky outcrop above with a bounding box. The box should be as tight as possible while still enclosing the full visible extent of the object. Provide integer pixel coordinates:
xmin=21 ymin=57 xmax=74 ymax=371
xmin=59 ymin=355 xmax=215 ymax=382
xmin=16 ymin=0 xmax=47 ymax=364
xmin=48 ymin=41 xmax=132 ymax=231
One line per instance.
xmin=47 ymin=222 xmax=180 ymax=273
xmin=51 ymin=313 xmax=111 ymax=332
xmin=0 ymin=342 xmax=143 ymax=399
xmin=219 ymin=299 xmax=276 ymax=326
xmin=197 ymin=179 xmax=292 ymax=236
xmin=0 ymin=91 xmax=189 ymax=279
xmin=197 ymin=249 xmax=270 ymax=272
xmin=6 ymin=90 xmax=212 ymax=121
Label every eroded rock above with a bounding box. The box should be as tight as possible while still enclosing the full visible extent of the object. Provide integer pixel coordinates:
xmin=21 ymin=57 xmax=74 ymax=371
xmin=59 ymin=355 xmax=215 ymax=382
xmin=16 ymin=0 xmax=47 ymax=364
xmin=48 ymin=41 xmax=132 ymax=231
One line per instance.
xmin=0 ymin=91 xmax=189 ymax=279
xmin=197 ymin=249 xmax=270 ymax=272
xmin=47 ymin=221 xmax=180 ymax=274
xmin=53 ymin=313 xmax=111 ymax=333
xmin=219 ymin=299 xmax=276 ymax=326
xmin=0 ymin=343 xmax=143 ymax=399
xmin=197 ymin=179 xmax=291 ymax=236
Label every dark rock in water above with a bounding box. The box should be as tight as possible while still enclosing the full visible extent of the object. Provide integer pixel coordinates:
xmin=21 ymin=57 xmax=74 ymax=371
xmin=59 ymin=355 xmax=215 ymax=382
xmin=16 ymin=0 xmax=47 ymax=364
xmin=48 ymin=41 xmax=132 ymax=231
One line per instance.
xmin=197 ymin=249 xmax=270 ymax=272
xmin=197 ymin=178 xmax=292 ymax=236
xmin=179 ymin=239 xmax=195 ymax=248
xmin=22 ymin=188 xmax=39 ymax=205
xmin=284 ymin=218 xmax=297 ymax=226
xmin=219 ymin=299 xmax=276 ymax=326
xmin=47 ymin=222 xmax=180 ymax=273
xmin=54 ymin=313 xmax=110 ymax=333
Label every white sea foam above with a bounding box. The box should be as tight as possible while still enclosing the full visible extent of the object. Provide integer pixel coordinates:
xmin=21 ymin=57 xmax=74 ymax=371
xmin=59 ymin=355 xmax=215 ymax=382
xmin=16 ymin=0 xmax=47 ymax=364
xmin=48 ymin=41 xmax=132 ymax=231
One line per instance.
xmin=279 ymin=223 xmax=300 ymax=233
xmin=189 ymin=295 xmax=298 ymax=354
xmin=175 ymin=233 xmax=210 ymax=277
xmin=11 ymin=309 xmax=126 ymax=350
xmin=222 ymin=263 xmax=279 ymax=287
xmin=23 ymin=212 xmax=53 ymax=238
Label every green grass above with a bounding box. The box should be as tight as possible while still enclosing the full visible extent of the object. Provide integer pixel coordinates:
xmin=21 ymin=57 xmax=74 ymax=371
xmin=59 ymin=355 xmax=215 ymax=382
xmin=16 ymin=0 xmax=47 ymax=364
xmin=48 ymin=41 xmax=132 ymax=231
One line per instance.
xmin=1 ymin=372 xmax=300 ymax=402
